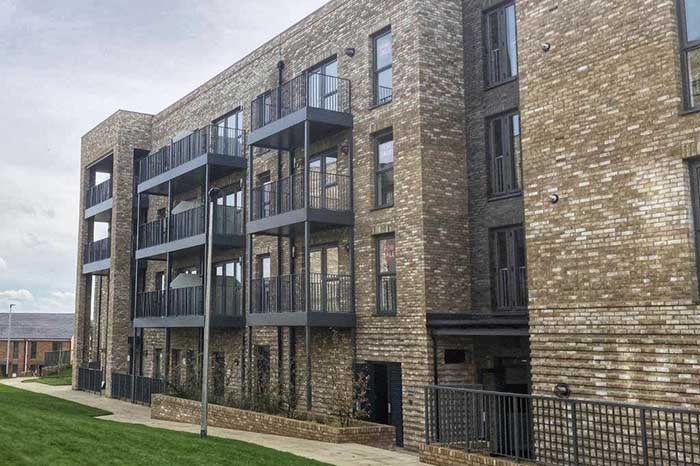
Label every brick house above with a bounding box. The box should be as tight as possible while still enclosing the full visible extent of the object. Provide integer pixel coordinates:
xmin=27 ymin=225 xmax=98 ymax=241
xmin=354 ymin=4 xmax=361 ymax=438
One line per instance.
xmin=0 ymin=313 xmax=73 ymax=377
xmin=74 ymin=0 xmax=700 ymax=453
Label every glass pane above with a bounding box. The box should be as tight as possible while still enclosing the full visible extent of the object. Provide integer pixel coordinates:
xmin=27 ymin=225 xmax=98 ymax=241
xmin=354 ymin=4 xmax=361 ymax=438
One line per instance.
xmin=324 ymin=60 xmax=338 ymax=77
xmin=375 ymin=31 xmax=392 ymax=70
xmin=310 ymin=159 xmax=322 ymax=171
xmin=378 ymin=138 xmax=394 ymax=168
xmin=378 ymin=170 xmax=394 ymax=206
xmin=261 ymin=257 xmax=270 ymax=278
xmin=379 ymin=237 xmax=396 ymax=273
xmin=377 ymin=68 xmax=392 ymax=92
xmin=496 ymin=231 xmax=508 ymax=269
xmin=511 ymin=114 xmax=522 ymax=190
xmin=310 ymin=250 xmax=323 ymax=274
xmin=505 ymin=5 xmax=518 ymax=77
xmin=689 ymin=48 xmax=700 ymax=107
xmin=326 ymin=247 xmax=339 ymax=275
xmin=686 ymin=0 xmax=700 ymax=42
xmin=325 ymin=155 xmax=337 ymax=176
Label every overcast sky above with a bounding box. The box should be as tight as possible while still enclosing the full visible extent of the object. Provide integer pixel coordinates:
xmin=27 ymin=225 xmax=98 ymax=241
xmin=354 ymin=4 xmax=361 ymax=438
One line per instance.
xmin=0 ymin=0 xmax=327 ymax=314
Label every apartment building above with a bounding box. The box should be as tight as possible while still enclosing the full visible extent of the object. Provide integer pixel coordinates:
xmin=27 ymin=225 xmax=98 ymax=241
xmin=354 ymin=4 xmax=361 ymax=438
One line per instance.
xmin=0 ymin=313 xmax=73 ymax=376
xmin=74 ymin=0 xmax=700 ymax=454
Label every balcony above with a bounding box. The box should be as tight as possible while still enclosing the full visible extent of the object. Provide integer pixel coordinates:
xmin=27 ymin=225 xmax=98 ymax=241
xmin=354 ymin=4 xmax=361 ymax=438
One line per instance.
xmin=248 ymin=273 xmax=355 ymax=327
xmin=84 ymin=178 xmax=112 ymax=221
xmin=82 ymin=238 xmax=110 ymax=275
xmin=133 ymin=284 xmax=243 ymax=328
xmin=249 ymin=72 xmax=353 ymax=150
xmin=138 ymin=125 xmax=246 ymax=195
xmin=136 ymin=205 xmax=244 ymax=260
xmin=248 ymin=170 xmax=353 ymax=235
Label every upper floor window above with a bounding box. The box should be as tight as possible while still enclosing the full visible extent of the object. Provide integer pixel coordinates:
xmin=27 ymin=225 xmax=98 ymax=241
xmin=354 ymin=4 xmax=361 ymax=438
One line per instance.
xmin=679 ymin=0 xmax=700 ymax=110
xmin=309 ymin=58 xmax=339 ymax=111
xmin=688 ymin=159 xmax=700 ymax=287
xmin=484 ymin=2 xmax=518 ymax=87
xmin=491 ymin=225 xmax=527 ymax=311
xmin=375 ymin=130 xmax=395 ymax=208
xmin=373 ymin=28 xmax=393 ymax=105
xmin=376 ymin=234 xmax=397 ymax=315
xmin=213 ymin=109 xmax=244 ymax=157
xmin=30 ymin=342 xmax=37 ymax=359
xmin=488 ymin=111 xmax=522 ymax=196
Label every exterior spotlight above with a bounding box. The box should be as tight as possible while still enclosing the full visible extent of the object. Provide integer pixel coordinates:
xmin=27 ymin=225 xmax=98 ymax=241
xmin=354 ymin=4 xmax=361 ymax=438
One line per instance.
xmin=345 ymin=47 xmax=356 ymax=57
xmin=554 ymin=383 xmax=571 ymax=398
xmin=542 ymin=42 xmax=552 ymax=52
xmin=549 ymin=193 xmax=560 ymax=204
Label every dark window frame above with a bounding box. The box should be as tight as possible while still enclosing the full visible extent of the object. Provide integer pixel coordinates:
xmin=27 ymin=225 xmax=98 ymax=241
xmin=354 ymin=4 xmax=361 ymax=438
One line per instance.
xmin=486 ymin=110 xmax=522 ymax=198
xmin=307 ymin=56 xmax=339 ymax=111
xmin=30 ymin=341 xmax=37 ymax=359
xmin=490 ymin=224 xmax=528 ymax=311
xmin=375 ymin=233 xmax=397 ymax=316
xmin=374 ymin=129 xmax=395 ymax=209
xmin=153 ymin=348 xmax=162 ymax=379
xmin=372 ymin=27 xmax=393 ymax=106
xmin=678 ymin=0 xmax=700 ymax=111
xmin=688 ymin=159 xmax=700 ymax=292
xmin=483 ymin=1 xmax=518 ymax=88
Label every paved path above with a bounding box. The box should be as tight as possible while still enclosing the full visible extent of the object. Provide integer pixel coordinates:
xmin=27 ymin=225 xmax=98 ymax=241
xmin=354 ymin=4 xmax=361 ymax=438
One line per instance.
xmin=2 ymin=378 xmax=428 ymax=466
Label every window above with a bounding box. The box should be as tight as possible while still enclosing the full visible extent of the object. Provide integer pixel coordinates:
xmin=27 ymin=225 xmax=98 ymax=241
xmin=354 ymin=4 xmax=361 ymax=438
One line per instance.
xmin=309 ymin=150 xmax=339 ymax=210
xmin=153 ymin=348 xmax=162 ymax=379
xmin=216 ymin=185 xmax=243 ymax=234
xmin=11 ymin=341 xmax=19 ymax=359
xmin=373 ymin=28 xmax=393 ymax=105
xmin=257 ymin=172 xmax=272 ymax=219
xmin=171 ymin=349 xmax=181 ymax=383
xmin=213 ymin=109 xmax=244 ymax=156
xmin=679 ymin=0 xmax=700 ymax=110
xmin=488 ymin=111 xmax=522 ymax=196
xmin=444 ymin=350 xmax=466 ymax=364
xmin=310 ymin=244 xmax=342 ymax=312
xmin=30 ymin=342 xmax=37 ymax=359
xmin=214 ymin=259 xmax=243 ymax=316
xmin=376 ymin=234 xmax=397 ymax=315
xmin=688 ymin=159 xmax=700 ymax=286
xmin=255 ymin=345 xmax=271 ymax=395
xmin=52 ymin=342 xmax=62 ymax=352
xmin=155 ymin=272 xmax=166 ymax=291
xmin=484 ymin=2 xmax=518 ymax=87
xmin=258 ymin=255 xmax=271 ymax=313
xmin=212 ymin=352 xmax=226 ymax=399
xmin=374 ymin=131 xmax=394 ymax=208
xmin=309 ymin=58 xmax=339 ymax=111
xmin=491 ymin=225 xmax=527 ymax=311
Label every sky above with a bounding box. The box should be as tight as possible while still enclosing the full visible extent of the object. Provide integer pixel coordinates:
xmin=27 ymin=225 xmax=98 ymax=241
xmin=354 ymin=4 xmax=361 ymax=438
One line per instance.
xmin=0 ymin=0 xmax=328 ymax=314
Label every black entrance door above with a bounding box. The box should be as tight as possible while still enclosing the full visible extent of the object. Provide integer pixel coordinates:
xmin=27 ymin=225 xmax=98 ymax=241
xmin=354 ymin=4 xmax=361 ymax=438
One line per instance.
xmin=368 ymin=362 xmax=404 ymax=447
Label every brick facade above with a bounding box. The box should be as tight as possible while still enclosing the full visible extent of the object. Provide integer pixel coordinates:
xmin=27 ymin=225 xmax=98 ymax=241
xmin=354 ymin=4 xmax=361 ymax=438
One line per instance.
xmin=0 ymin=340 xmax=70 ymax=376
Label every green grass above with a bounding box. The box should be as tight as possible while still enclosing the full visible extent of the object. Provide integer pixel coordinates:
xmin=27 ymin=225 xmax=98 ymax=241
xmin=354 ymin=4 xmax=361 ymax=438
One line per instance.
xmin=23 ymin=367 xmax=73 ymax=386
xmin=0 ymin=384 xmax=329 ymax=466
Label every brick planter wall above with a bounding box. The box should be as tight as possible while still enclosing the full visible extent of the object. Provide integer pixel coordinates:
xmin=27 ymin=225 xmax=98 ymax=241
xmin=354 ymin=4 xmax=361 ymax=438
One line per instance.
xmin=419 ymin=444 xmax=526 ymax=466
xmin=151 ymin=394 xmax=395 ymax=450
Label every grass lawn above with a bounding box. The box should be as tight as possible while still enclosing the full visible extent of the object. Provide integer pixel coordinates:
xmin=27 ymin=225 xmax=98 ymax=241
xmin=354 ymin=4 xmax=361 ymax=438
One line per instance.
xmin=0 ymin=384 xmax=329 ymax=466
xmin=23 ymin=367 xmax=73 ymax=386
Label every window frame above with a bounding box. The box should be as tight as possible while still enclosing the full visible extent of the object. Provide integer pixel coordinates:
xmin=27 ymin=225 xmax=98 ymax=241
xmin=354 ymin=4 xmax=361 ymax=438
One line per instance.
xmin=490 ymin=224 xmax=528 ymax=311
xmin=374 ymin=129 xmax=395 ymax=209
xmin=30 ymin=341 xmax=37 ymax=359
xmin=678 ymin=0 xmax=700 ymax=111
xmin=372 ymin=27 xmax=393 ymax=106
xmin=213 ymin=108 xmax=244 ymax=157
xmin=688 ymin=159 xmax=700 ymax=292
xmin=483 ymin=1 xmax=518 ymax=88
xmin=486 ymin=110 xmax=522 ymax=198
xmin=375 ymin=233 xmax=397 ymax=316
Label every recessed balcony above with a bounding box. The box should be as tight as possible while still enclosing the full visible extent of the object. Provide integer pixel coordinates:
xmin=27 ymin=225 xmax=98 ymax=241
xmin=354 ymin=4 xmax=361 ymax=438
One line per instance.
xmin=138 ymin=125 xmax=246 ymax=195
xmin=82 ymin=238 xmax=110 ymax=275
xmin=136 ymin=205 xmax=244 ymax=260
xmin=84 ymin=178 xmax=113 ymax=221
xmin=247 ymin=170 xmax=353 ymax=235
xmin=248 ymin=273 xmax=355 ymax=327
xmin=133 ymin=284 xmax=243 ymax=328
xmin=248 ymin=72 xmax=353 ymax=150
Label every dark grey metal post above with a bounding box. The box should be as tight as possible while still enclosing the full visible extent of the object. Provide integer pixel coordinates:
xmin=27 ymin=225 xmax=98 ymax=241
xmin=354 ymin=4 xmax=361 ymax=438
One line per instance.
xmin=303 ymin=119 xmax=312 ymax=411
xmin=131 ymin=191 xmax=141 ymax=402
xmin=247 ymin=144 xmax=254 ymax=397
xmin=164 ymin=328 xmax=171 ymax=382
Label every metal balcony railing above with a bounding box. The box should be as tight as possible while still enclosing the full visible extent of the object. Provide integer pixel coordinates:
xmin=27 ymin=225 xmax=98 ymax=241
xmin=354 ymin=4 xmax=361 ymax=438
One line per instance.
xmin=425 ymin=385 xmax=700 ymax=466
xmin=135 ymin=285 xmax=242 ymax=320
xmin=376 ymin=85 xmax=393 ymax=106
xmin=251 ymin=171 xmax=351 ymax=221
xmin=139 ymin=125 xmax=244 ymax=182
xmin=83 ymin=238 xmax=110 ymax=264
xmin=250 ymin=273 xmax=352 ymax=314
xmin=138 ymin=205 xmax=243 ymax=250
xmin=250 ymin=72 xmax=352 ymax=131
xmin=43 ymin=350 xmax=71 ymax=367
xmin=111 ymin=372 xmax=164 ymax=406
xmin=77 ymin=367 xmax=103 ymax=393
xmin=86 ymin=178 xmax=112 ymax=208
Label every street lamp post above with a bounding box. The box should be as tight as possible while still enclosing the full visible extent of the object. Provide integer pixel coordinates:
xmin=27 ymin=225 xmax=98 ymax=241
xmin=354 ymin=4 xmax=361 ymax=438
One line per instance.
xmin=5 ymin=304 xmax=15 ymax=378
xmin=200 ymin=187 xmax=220 ymax=438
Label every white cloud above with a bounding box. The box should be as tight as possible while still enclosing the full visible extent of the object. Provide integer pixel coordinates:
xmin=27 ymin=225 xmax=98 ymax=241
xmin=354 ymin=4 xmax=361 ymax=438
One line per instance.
xmin=0 ymin=256 xmax=6 ymax=271
xmin=0 ymin=289 xmax=34 ymax=301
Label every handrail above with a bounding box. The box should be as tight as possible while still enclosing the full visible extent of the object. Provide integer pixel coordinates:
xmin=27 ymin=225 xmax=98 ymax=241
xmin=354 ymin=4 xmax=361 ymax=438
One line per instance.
xmin=86 ymin=178 xmax=112 ymax=208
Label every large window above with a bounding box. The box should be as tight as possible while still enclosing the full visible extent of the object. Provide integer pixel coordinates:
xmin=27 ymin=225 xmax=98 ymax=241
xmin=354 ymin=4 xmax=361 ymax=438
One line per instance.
xmin=376 ymin=234 xmax=397 ymax=315
xmin=213 ymin=109 xmax=244 ymax=156
xmin=153 ymin=349 xmax=162 ymax=379
xmin=484 ymin=2 xmax=518 ymax=87
xmin=373 ymin=28 xmax=393 ymax=105
xmin=309 ymin=150 xmax=339 ymax=210
xmin=491 ymin=225 xmax=527 ymax=311
xmin=688 ymin=159 xmax=700 ymax=285
xmin=488 ymin=111 xmax=522 ymax=196
xmin=679 ymin=0 xmax=700 ymax=110
xmin=214 ymin=259 xmax=243 ymax=316
xmin=309 ymin=58 xmax=339 ymax=111
xmin=310 ymin=244 xmax=341 ymax=312
xmin=11 ymin=341 xmax=19 ymax=359
xmin=30 ymin=342 xmax=37 ymax=359
xmin=375 ymin=131 xmax=394 ymax=208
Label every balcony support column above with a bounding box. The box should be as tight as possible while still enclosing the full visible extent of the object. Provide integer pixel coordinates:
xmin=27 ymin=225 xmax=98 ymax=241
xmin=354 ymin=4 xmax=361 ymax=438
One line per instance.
xmin=348 ymin=131 xmax=356 ymax=364
xmin=131 ymin=191 xmax=142 ymax=400
xmin=303 ymin=119 xmax=312 ymax=411
xmin=246 ymin=144 xmax=254 ymax=398
xmin=164 ymin=328 xmax=171 ymax=382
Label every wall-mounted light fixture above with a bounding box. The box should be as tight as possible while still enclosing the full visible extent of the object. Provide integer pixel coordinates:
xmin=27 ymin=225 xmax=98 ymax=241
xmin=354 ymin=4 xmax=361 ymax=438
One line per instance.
xmin=345 ymin=47 xmax=356 ymax=58
xmin=549 ymin=193 xmax=560 ymax=204
xmin=554 ymin=383 xmax=571 ymax=398
xmin=542 ymin=42 xmax=552 ymax=52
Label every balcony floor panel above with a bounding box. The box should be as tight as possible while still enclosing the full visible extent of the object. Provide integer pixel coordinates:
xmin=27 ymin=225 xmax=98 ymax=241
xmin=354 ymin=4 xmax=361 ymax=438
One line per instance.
xmin=247 ymin=207 xmax=353 ymax=236
xmin=84 ymin=198 xmax=113 ymax=221
xmin=136 ymin=233 xmax=244 ymax=260
xmin=133 ymin=315 xmax=244 ymax=329
xmin=249 ymin=107 xmax=353 ymax=151
xmin=138 ymin=153 xmax=246 ymax=195
xmin=247 ymin=311 xmax=355 ymax=328
xmin=82 ymin=258 xmax=110 ymax=275
xmin=427 ymin=312 xmax=529 ymax=336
